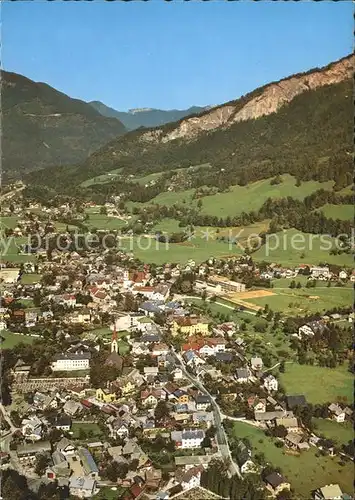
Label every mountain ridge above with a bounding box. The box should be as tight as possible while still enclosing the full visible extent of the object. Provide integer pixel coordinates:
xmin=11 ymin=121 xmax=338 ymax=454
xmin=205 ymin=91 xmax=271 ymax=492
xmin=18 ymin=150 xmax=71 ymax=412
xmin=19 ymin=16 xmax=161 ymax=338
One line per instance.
xmin=26 ymin=53 xmax=353 ymax=194
xmin=89 ymin=101 xmax=208 ymax=130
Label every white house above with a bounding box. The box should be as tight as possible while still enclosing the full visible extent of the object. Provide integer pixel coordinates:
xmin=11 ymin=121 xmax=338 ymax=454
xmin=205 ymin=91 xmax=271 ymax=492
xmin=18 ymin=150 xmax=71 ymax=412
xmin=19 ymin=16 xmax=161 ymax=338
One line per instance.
xmin=310 ymin=266 xmax=330 ymax=279
xmin=21 ymin=416 xmax=43 ymax=441
xmin=264 ymin=375 xmax=278 ymax=392
xmin=298 ymin=324 xmax=315 ymax=338
xmin=51 ymin=352 xmax=91 ymax=372
xmin=339 ymin=270 xmax=348 ymax=280
xmin=171 ymin=429 xmax=205 ymax=449
xmin=69 ymin=477 xmax=96 ymax=498
xmin=328 ymin=403 xmax=345 ymax=423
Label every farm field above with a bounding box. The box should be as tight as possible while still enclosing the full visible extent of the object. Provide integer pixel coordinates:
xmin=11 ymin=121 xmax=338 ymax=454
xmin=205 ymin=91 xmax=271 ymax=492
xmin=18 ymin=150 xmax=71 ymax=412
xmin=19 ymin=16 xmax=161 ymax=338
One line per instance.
xmin=319 ymin=204 xmax=353 ymax=221
xmin=230 ymin=421 xmax=353 ymax=498
xmin=279 ymin=363 xmax=353 ymax=404
xmin=152 ymin=218 xmax=184 ymax=234
xmin=252 ymin=228 xmax=353 ymax=267
xmin=119 ymin=235 xmax=243 ymax=265
xmin=132 ymin=172 xmax=164 ymax=185
xmin=245 ymin=284 xmax=352 ymax=315
xmin=0 ymin=332 xmax=35 ymax=349
xmin=313 ymin=419 xmax=353 ymax=446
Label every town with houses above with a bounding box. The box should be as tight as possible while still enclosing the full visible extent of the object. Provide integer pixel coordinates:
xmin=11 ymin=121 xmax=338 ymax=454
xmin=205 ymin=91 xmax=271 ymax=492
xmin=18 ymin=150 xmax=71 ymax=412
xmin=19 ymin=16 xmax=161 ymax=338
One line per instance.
xmin=0 ymin=195 xmax=353 ymax=500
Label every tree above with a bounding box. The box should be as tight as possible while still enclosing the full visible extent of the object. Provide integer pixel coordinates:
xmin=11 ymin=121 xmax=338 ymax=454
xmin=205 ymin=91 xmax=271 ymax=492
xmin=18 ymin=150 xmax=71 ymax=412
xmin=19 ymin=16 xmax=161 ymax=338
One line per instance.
xmin=279 ymin=360 xmax=286 ymax=373
xmin=289 ymin=280 xmax=296 ymax=289
xmin=35 ymin=453 xmax=49 ymax=476
xmin=154 ymin=400 xmax=170 ymax=422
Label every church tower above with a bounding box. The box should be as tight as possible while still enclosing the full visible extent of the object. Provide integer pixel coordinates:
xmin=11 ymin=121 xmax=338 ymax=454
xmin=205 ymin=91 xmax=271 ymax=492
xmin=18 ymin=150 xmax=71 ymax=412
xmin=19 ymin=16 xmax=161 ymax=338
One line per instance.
xmin=111 ymin=327 xmax=118 ymax=353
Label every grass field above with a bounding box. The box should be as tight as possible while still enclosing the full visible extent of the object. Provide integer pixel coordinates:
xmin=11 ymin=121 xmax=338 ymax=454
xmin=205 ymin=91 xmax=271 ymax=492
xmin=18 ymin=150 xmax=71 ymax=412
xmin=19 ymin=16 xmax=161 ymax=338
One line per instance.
xmin=319 ymin=204 xmax=353 ymax=221
xmin=252 ymin=228 xmax=354 ymax=267
xmin=80 ymin=168 xmax=123 ymax=187
xmin=20 ymin=273 xmax=41 ymax=284
xmin=152 ymin=218 xmax=184 ymax=234
xmin=230 ymin=421 xmax=353 ymax=497
xmin=71 ymin=422 xmax=103 ymax=439
xmin=279 ymin=363 xmax=353 ymax=404
xmin=0 ymin=332 xmax=35 ymax=349
xmin=245 ymin=284 xmax=352 ymax=315
xmin=0 ymin=237 xmax=36 ymax=263
xmin=119 ymin=235 xmax=243 ymax=265
xmin=132 ymin=172 xmax=164 ymax=186
xmin=0 ymin=216 xmax=20 ymax=230
xmin=85 ymin=213 xmax=128 ymax=231
xmin=313 ymin=419 xmax=353 ymax=446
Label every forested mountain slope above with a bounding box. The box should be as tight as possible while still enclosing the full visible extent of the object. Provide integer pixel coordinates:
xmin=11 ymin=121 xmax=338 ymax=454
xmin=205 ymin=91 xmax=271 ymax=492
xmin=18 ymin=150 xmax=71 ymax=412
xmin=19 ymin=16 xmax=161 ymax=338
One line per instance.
xmin=2 ymin=71 xmax=126 ymax=177
xmin=26 ymin=54 xmax=353 ymax=194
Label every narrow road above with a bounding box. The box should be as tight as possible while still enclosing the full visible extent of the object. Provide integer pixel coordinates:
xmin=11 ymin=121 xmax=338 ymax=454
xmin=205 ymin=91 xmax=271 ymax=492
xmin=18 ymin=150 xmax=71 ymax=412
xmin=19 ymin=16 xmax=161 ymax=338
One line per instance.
xmin=170 ymin=349 xmax=241 ymax=478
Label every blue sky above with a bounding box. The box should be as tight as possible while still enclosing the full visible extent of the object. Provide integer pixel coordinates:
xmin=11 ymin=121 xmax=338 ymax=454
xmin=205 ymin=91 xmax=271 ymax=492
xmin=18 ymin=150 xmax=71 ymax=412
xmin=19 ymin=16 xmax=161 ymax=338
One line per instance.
xmin=2 ymin=1 xmax=353 ymax=111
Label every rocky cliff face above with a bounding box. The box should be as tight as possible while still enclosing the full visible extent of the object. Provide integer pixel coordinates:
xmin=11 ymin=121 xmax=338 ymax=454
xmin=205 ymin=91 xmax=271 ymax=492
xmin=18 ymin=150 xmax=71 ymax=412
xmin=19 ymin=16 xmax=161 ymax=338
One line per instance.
xmin=140 ymin=55 xmax=353 ymax=144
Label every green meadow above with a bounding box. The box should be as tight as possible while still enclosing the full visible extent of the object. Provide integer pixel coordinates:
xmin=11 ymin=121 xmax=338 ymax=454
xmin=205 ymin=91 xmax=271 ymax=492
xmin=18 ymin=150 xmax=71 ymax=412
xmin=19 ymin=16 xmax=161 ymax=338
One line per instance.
xmin=313 ymin=418 xmax=353 ymax=446
xmin=252 ymin=228 xmax=353 ymax=267
xmin=0 ymin=332 xmax=35 ymax=349
xmin=230 ymin=421 xmax=353 ymax=498
xmin=279 ymin=363 xmax=353 ymax=404
xmin=319 ymin=204 xmax=353 ymax=221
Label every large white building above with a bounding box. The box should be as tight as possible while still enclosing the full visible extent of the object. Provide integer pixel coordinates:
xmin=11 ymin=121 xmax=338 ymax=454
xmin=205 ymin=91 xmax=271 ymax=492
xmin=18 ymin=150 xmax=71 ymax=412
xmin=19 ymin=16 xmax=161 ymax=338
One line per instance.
xmin=171 ymin=429 xmax=205 ymax=449
xmin=51 ymin=352 xmax=91 ymax=372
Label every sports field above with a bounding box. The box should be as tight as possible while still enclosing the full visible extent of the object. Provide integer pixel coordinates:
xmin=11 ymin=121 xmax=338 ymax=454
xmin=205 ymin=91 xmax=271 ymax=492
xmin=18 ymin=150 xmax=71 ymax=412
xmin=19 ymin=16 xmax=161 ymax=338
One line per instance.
xmin=243 ymin=284 xmax=352 ymax=315
xmin=279 ymin=363 xmax=353 ymax=404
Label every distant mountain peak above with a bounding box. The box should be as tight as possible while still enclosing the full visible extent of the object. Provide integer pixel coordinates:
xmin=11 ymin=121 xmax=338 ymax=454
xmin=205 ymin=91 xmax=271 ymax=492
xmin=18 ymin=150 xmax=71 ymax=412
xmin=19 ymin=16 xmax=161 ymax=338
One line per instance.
xmin=89 ymin=101 xmax=209 ymax=130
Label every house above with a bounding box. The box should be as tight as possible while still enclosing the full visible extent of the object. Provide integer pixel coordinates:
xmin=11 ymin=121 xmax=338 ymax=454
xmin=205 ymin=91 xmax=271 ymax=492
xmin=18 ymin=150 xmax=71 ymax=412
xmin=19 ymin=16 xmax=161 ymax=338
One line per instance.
xmin=298 ymin=324 xmax=315 ymax=338
xmin=235 ymin=368 xmax=251 ymax=383
xmin=264 ymin=472 xmax=290 ymax=496
xmin=53 ymin=414 xmax=72 ymax=431
xmin=314 ymin=484 xmax=343 ymax=500
xmin=69 ymin=477 xmax=96 ymax=498
xmin=286 ymin=395 xmax=307 ymax=410
xmin=171 ymin=429 xmax=205 ymax=449
xmin=145 ymin=468 xmax=162 ymax=490
xmin=57 ymin=437 xmax=76 ymax=457
xmin=285 ymin=432 xmax=309 ymax=451
xmin=328 ymin=403 xmax=345 ymax=423
xmin=176 ymin=465 xmax=204 ymax=490
xmin=17 ymin=441 xmax=51 ymax=461
xmin=140 ymin=390 xmax=164 ymax=408
xmin=171 ymin=316 xmax=209 ymax=337
xmin=264 ymin=375 xmax=278 ymax=392
xmin=275 ymin=417 xmax=299 ymax=433
xmin=78 ymin=447 xmax=100 ymax=479
xmin=51 ymin=352 xmax=91 ymax=372
xmin=21 ymin=415 xmax=43 ymax=441
xmin=96 ymin=387 xmax=120 ymax=404
xmin=207 ymin=275 xmax=246 ymax=293
xmin=215 ymin=352 xmax=234 ymax=363
xmin=310 ymin=266 xmax=330 ymax=279
xmin=195 ymin=395 xmax=211 ymax=411
xmin=110 ymin=419 xmax=129 ymax=439
xmin=250 ymin=357 xmax=263 ymax=371
xmin=63 ymin=400 xmax=83 ymax=416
